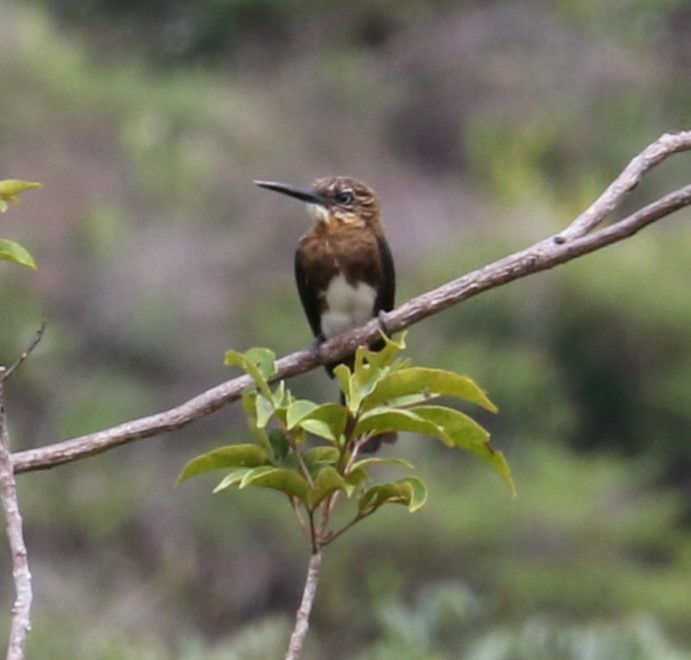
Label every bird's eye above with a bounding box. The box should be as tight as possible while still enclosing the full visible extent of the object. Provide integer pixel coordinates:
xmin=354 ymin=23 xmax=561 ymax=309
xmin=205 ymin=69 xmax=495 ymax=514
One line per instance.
xmin=334 ymin=190 xmax=354 ymax=205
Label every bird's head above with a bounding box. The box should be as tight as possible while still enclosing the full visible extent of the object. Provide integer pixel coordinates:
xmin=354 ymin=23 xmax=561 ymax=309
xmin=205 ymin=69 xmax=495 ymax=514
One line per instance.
xmin=255 ymin=176 xmax=383 ymax=234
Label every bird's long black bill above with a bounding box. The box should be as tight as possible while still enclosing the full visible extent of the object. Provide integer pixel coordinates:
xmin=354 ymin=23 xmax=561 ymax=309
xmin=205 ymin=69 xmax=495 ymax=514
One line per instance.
xmin=255 ymin=180 xmax=326 ymax=205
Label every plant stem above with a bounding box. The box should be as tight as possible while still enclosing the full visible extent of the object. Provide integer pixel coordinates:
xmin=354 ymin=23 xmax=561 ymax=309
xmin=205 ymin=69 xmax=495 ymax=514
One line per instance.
xmin=322 ymin=510 xmax=370 ymax=547
xmin=285 ymin=550 xmax=322 ymax=660
xmin=289 ymin=497 xmax=310 ymax=542
xmin=1 ymin=372 xmax=33 ymax=660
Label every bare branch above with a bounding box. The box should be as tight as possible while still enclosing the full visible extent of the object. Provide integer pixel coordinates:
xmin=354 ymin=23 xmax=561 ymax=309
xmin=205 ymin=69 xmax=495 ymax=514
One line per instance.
xmin=0 ymin=322 xmax=46 ymax=657
xmin=10 ymin=130 xmax=691 ymax=475
xmin=0 ymin=371 xmax=33 ymax=660
xmin=558 ymin=130 xmax=691 ymax=240
xmin=1 ymin=321 xmax=45 ymax=383
xmin=285 ymin=551 xmax=322 ymax=660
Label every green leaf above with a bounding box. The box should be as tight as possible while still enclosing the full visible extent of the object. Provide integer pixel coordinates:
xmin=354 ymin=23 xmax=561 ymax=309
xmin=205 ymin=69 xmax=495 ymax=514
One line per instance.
xmin=268 ymin=428 xmax=292 ymax=465
xmin=238 ymin=466 xmax=310 ymax=502
xmin=225 ymin=348 xmax=275 ymax=398
xmin=345 ymin=466 xmax=369 ymax=489
xmin=412 ymin=405 xmax=490 ymax=448
xmin=333 ymin=364 xmax=352 ymax=404
xmin=352 ymin=347 xmax=389 ymax=400
xmin=255 ymin=392 xmax=274 ymax=429
xmin=242 ymin=347 xmax=277 ymax=380
xmin=241 ymin=389 xmax=273 ymax=451
xmin=403 ymin=476 xmax=428 ymax=511
xmin=412 ymin=406 xmax=514 ymax=493
xmin=271 ymin=380 xmax=288 ymax=407
xmin=0 ymin=179 xmax=42 ymax=208
xmin=415 ymin=406 xmax=516 ymax=494
xmin=238 ymin=465 xmax=275 ymax=487
xmin=358 ymin=483 xmax=390 ymax=512
xmin=299 ymin=419 xmax=337 ymax=442
xmin=307 ymin=466 xmax=351 ymax=507
xmin=286 ymin=401 xmax=347 ymax=442
xmin=303 ymin=446 xmax=340 ymax=467
xmin=177 ymin=444 xmax=268 ymax=483
xmin=286 ymin=399 xmax=319 ymax=429
xmin=355 ymin=407 xmax=443 ymax=438
xmin=361 ymin=332 xmax=407 ymax=371
xmin=335 ymin=338 xmax=406 ymax=413
xmin=213 ymin=467 xmax=254 ymax=492
xmin=0 ymin=239 xmax=37 ymax=270
xmin=358 ymin=476 xmax=428 ymax=514
xmin=364 ymin=368 xmax=497 ymax=412
xmin=242 ymin=389 xmax=257 ymax=422
xmin=356 ymin=406 xmax=514 ymax=493
xmin=351 ymin=456 xmax=415 ymax=471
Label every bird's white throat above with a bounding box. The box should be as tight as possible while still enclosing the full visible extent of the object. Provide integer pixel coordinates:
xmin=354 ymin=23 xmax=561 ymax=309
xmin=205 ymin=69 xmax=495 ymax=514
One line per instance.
xmin=308 ymin=203 xmax=330 ymax=224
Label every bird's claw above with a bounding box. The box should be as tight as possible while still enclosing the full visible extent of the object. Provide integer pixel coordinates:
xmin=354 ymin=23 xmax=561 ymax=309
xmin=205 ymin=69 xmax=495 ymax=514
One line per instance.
xmin=309 ymin=335 xmax=326 ymax=363
xmin=377 ymin=310 xmax=391 ymax=337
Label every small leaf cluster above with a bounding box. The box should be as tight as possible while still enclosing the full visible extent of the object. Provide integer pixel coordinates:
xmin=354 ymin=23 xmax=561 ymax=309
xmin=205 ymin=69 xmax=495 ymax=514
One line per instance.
xmin=0 ymin=178 xmax=41 ymax=270
xmin=179 ymin=336 xmax=513 ymax=550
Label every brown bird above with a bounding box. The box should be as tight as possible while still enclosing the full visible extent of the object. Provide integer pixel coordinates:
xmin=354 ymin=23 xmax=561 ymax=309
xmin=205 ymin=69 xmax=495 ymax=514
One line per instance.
xmin=255 ymin=176 xmax=396 ymax=376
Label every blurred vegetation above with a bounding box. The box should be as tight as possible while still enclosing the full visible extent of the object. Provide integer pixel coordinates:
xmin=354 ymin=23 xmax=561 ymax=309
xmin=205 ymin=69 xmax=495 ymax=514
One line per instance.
xmin=3 ymin=0 xmax=691 ymax=657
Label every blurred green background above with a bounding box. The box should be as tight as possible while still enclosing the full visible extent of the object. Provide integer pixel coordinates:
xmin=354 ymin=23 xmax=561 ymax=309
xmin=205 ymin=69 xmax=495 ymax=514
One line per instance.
xmin=2 ymin=0 xmax=691 ymax=657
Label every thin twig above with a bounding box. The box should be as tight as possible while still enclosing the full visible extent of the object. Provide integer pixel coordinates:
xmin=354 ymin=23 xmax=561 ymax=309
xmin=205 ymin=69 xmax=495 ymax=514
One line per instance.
xmin=322 ymin=510 xmax=373 ymax=547
xmin=307 ymin=510 xmax=318 ymax=555
xmin=291 ymin=439 xmax=316 ymax=489
xmin=285 ymin=551 xmax=322 ymax=660
xmin=9 ymin=130 xmax=691 ymax=475
xmin=2 ymin=321 xmax=45 ymax=383
xmin=0 ymin=373 xmax=32 ymax=660
xmin=0 ymin=323 xmax=45 ymax=659
xmin=289 ymin=497 xmax=310 ymax=542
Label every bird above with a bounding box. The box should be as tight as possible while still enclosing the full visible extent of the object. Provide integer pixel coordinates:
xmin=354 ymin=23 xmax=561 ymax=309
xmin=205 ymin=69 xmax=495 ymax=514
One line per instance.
xmin=256 ymin=176 xmax=396 ymax=452
xmin=255 ymin=176 xmax=396 ymax=377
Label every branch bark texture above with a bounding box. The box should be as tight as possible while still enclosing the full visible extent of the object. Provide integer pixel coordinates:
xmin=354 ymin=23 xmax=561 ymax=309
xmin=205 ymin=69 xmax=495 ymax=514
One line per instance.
xmin=0 ymin=370 xmax=33 ymax=660
xmin=285 ymin=551 xmax=322 ymax=660
xmin=10 ymin=130 xmax=691 ymax=475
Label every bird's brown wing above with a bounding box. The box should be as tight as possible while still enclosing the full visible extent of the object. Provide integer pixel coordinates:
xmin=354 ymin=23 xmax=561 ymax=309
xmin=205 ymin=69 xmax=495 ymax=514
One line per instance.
xmin=375 ymin=236 xmax=396 ymax=313
xmin=294 ymin=249 xmax=323 ymax=339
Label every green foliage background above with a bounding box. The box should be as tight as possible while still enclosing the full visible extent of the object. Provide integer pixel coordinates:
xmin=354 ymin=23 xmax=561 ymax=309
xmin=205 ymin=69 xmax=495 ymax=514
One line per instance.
xmin=3 ymin=0 xmax=691 ymax=657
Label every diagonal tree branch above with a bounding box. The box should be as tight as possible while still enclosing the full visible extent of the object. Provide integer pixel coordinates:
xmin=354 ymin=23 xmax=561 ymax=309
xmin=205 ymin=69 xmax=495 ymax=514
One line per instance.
xmin=10 ymin=130 xmax=691 ymax=475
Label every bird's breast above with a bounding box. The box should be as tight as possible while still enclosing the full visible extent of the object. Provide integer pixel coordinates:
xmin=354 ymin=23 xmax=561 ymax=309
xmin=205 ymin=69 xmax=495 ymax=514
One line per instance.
xmin=320 ymin=273 xmax=377 ymax=338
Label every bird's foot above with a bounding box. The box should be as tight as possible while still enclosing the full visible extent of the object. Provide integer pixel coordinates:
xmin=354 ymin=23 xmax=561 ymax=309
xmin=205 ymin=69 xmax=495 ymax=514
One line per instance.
xmin=377 ymin=310 xmax=391 ymax=338
xmin=309 ymin=335 xmax=326 ymax=363
xmin=309 ymin=334 xmax=338 ymax=378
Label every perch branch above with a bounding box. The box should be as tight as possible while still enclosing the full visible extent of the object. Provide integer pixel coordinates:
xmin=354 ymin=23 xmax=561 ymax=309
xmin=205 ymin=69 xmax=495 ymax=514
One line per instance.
xmin=10 ymin=130 xmax=691 ymax=475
